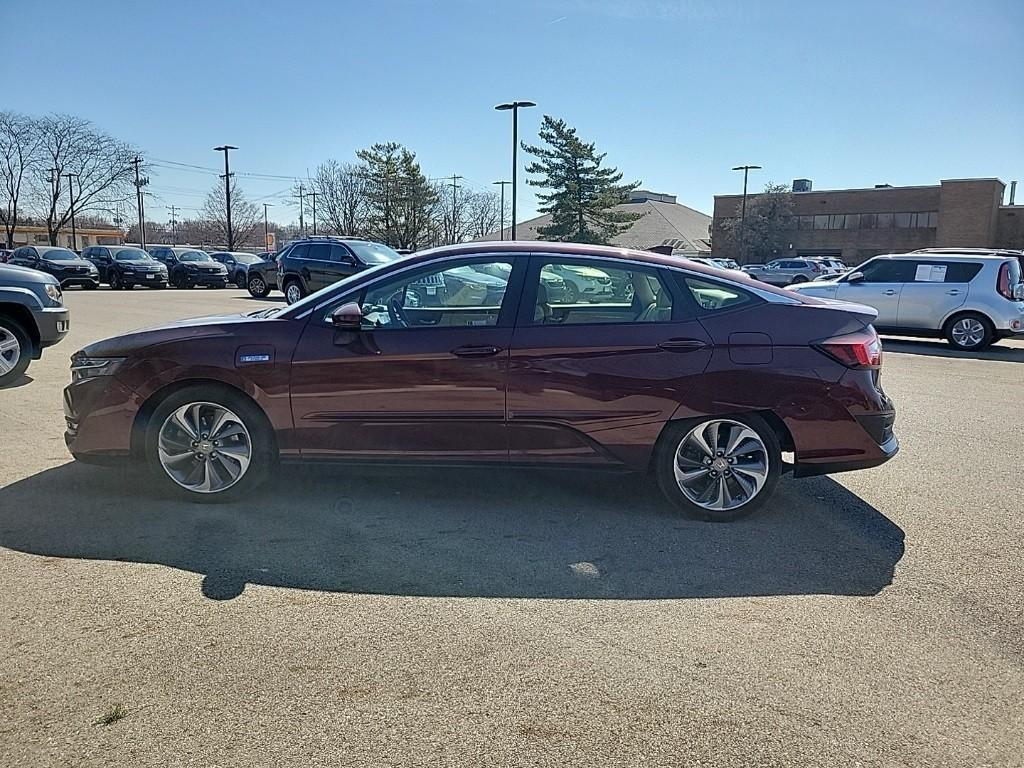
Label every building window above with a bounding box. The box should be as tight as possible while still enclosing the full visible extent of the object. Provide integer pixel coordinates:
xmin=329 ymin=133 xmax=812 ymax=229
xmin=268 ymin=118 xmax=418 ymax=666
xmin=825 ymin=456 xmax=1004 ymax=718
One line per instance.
xmin=844 ymin=213 xmax=860 ymax=229
xmin=877 ymin=213 xmax=894 ymax=229
xmin=894 ymin=212 xmax=913 ymax=228
xmin=797 ymin=215 xmax=813 ymax=230
xmin=861 ymin=213 xmax=877 ymax=229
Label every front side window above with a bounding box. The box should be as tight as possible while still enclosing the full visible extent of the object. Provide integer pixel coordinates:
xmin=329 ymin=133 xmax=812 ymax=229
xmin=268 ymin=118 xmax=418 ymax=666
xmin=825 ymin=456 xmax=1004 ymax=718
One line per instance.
xmin=307 ymin=244 xmax=331 ymax=261
xmin=531 ymin=261 xmax=673 ymax=325
xmin=855 ymin=259 xmax=916 ymax=283
xmin=685 ymin=277 xmax=753 ymax=312
xmin=355 ymin=259 xmax=514 ymax=329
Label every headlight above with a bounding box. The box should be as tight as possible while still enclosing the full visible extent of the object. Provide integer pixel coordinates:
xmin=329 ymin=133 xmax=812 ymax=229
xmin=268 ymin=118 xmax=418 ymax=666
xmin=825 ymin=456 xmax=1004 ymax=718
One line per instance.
xmin=70 ymin=356 xmax=126 ymax=383
xmin=44 ymin=283 xmax=62 ymax=304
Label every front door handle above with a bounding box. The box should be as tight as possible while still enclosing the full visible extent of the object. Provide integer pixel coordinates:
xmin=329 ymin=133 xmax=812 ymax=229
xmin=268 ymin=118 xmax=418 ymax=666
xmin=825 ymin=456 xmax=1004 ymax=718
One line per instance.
xmin=946 ymin=289 xmax=962 ymax=296
xmin=451 ymin=345 xmax=502 ymax=358
xmin=658 ymin=338 xmax=708 ymax=352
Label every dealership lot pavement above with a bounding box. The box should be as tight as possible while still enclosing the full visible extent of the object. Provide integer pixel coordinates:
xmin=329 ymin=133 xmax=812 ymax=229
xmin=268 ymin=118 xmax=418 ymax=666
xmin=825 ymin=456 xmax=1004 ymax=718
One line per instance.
xmin=1 ymin=288 xmax=1021 ymax=767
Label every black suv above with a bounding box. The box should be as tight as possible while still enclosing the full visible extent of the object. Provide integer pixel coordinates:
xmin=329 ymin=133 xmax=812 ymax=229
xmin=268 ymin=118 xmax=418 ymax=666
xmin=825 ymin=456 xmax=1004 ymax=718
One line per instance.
xmin=276 ymin=237 xmax=401 ymax=304
xmin=148 ymin=246 xmax=228 ymax=289
xmin=82 ymin=245 xmax=168 ymax=289
xmin=8 ymin=246 xmax=100 ymax=289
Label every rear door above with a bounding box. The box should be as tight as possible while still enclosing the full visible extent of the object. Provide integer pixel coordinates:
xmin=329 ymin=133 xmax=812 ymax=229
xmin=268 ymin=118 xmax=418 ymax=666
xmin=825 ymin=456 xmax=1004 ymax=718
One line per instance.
xmin=896 ymin=259 xmax=977 ymax=330
xmin=506 ymin=256 xmax=712 ymax=468
xmin=835 ymin=258 xmax=914 ymax=325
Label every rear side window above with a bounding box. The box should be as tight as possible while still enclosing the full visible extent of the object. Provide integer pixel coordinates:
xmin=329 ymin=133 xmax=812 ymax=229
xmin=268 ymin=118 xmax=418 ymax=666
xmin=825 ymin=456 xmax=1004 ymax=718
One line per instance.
xmin=904 ymin=260 xmax=983 ymax=283
xmin=684 ymin=277 xmax=753 ymax=312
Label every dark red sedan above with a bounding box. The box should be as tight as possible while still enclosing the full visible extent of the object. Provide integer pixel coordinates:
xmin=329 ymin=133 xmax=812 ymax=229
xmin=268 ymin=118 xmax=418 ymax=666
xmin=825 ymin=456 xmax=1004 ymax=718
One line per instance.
xmin=64 ymin=242 xmax=897 ymax=520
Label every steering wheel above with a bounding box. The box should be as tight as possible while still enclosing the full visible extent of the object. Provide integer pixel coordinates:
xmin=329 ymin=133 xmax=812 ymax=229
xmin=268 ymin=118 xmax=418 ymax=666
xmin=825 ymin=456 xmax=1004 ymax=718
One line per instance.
xmin=387 ymin=295 xmax=410 ymax=328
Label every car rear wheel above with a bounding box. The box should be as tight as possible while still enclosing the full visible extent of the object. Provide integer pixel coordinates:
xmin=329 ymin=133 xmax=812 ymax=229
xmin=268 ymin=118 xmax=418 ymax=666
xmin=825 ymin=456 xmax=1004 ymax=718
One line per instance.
xmin=284 ymin=279 xmax=305 ymax=305
xmin=0 ymin=317 xmax=31 ymax=388
xmin=791 ymin=275 xmax=808 ymax=284
xmin=945 ymin=312 xmax=994 ymax=351
xmin=247 ymin=274 xmax=270 ymax=298
xmin=145 ymin=385 xmax=275 ymax=502
xmin=655 ymin=414 xmax=781 ymax=522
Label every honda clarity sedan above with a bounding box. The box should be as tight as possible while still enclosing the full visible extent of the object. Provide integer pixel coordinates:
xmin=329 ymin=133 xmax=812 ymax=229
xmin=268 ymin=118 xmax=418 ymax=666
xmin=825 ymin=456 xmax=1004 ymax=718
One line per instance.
xmin=64 ymin=242 xmax=898 ymax=521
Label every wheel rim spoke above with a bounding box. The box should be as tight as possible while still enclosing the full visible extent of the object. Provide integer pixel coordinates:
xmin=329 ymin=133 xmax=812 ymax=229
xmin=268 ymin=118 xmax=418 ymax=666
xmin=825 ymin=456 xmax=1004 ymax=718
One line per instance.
xmin=673 ymin=419 xmax=770 ymax=513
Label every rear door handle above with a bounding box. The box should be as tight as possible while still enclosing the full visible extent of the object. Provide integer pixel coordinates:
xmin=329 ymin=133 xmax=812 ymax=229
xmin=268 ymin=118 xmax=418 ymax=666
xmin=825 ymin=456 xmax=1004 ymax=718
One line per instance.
xmin=658 ymin=338 xmax=708 ymax=352
xmin=883 ymin=289 xmax=897 ymax=295
xmin=451 ymin=345 xmax=502 ymax=358
xmin=946 ymin=289 xmax=962 ymax=295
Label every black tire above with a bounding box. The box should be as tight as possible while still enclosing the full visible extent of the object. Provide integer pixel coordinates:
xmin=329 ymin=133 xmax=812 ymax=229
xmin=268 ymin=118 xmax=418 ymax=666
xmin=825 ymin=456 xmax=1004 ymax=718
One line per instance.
xmin=124 ymin=282 xmax=135 ymax=290
xmin=790 ymin=275 xmax=808 ymax=284
xmin=654 ymin=413 xmax=782 ymax=522
xmin=564 ymin=281 xmax=580 ymax=304
xmin=84 ymin=281 xmax=98 ymax=290
xmin=109 ymin=271 xmax=123 ymax=290
xmin=283 ymin=278 xmax=305 ymax=305
xmin=144 ymin=384 xmax=276 ymax=502
xmin=247 ymin=274 xmax=271 ymax=298
xmin=944 ymin=312 xmax=994 ymax=351
xmin=0 ymin=316 xmax=32 ymax=387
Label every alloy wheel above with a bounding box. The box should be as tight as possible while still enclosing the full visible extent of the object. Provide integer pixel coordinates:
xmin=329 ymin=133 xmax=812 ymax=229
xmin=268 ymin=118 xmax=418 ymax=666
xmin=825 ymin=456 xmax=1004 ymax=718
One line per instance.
xmin=0 ymin=327 xmax=21 ymax=376
xmin=673 ymin=419 xmax=770 ymax=512
xmin=285 ymin=283 xmax=302 ymax=304
xmin=951 ymin=317 xmax=986 ymax=349
xmin=249 ymin=277 xmax=266 ymax=295
xmin=157 ymin=402 xmax=252 ymax=494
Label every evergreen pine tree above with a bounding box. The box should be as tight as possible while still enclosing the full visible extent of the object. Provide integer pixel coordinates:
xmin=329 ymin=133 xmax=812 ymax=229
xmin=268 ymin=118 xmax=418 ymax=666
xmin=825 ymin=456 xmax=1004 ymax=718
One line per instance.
xmin=522 ymin=116 xmax=642 ymax=244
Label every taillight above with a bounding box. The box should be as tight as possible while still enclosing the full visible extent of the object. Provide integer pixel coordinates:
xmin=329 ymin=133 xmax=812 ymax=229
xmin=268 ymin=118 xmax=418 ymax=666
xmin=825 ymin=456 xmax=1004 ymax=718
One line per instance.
xmin=813 ymin=328 xmax=882 ymax=368
xmin=810 ymin=262 xmax=821 ymax=273
xmin=996 ymin=262 xmax=1013 ymax=300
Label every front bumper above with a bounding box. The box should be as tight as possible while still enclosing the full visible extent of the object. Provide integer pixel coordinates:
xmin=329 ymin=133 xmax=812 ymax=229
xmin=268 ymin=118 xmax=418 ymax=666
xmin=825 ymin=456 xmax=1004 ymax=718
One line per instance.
xmin=122 ymin=271 xmax=168 ymax=286
xmin=34 ymin=306 xmax=71 ymax=349
xmin=60 ymin=276 xmax=99 ymax=288
xmin=64 ymin=374 xmax=139 ymax=463
xmin=185 ymin=271 xmax=228 ymax=286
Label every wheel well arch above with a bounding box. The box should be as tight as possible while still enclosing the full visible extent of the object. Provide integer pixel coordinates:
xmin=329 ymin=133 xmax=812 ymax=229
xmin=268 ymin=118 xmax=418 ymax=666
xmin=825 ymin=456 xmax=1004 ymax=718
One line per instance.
xmin=130 ymin=378 xmax=277 ymax=458
xmin=649 ymin=409 xmax=795 ymax=474
xmin=0 ymin=303 xmax=40 ymax=352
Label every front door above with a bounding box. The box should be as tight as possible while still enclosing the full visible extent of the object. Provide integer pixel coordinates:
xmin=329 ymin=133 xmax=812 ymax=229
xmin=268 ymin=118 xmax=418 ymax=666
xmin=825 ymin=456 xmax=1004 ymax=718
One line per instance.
xmin=835 ymin=258 xmax=915 ymax=325
xmin=507 ymin=256 xmax=713 ymax=468
xmin=289 ymin=254 xmax=526 ymax=461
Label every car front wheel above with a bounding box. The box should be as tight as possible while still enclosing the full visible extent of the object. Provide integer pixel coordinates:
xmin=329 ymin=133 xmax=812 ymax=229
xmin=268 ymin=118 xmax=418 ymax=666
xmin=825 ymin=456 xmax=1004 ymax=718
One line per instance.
xmin=0 ymin=317 xmax=31 ymax=387
xmin=145 ymin=385 xmax=275 ymax=501
xmin=655 ymin=414 xmax=781 ymax=521
xmin=247 ymin=275 xmax=270 ymax=298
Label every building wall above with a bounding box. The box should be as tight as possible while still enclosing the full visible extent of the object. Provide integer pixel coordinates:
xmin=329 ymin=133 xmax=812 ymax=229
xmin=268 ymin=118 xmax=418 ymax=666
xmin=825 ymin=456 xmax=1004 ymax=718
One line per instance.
xmin=712 ymin=178 xmax=1008 ymax=265
xmin=995 ymin=207 xmax=1024 ymax=249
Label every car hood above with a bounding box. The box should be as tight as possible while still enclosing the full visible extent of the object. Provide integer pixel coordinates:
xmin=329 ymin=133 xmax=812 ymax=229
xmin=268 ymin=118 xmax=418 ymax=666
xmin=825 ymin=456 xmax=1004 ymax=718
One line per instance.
xmin=0 ymin=263 xmax=58 ymax=284
xmin=44 ymin=258 xmax=94 ymax=269
xmin=80 ymin=312 xmax=272 ymax=357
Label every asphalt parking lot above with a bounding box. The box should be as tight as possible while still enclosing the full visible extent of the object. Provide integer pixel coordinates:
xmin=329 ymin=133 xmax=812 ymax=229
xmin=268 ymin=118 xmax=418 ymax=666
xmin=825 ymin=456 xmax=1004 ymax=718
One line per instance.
xmin=1 ymin=287 xmax=1021 ymax=767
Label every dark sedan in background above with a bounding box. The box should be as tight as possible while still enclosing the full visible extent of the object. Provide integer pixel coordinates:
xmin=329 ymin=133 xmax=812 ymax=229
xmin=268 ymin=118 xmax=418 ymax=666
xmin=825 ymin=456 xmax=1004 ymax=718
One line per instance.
xmin=64 ymin=241 xmax=897 ymax=521
xmin=8 ymin=246 xmax=99 ymax=289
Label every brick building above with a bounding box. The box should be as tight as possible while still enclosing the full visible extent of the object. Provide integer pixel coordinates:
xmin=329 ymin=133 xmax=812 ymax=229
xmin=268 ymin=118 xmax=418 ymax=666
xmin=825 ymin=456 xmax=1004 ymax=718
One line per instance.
xmin=712 ymin=177 xmax=1023 ymax=265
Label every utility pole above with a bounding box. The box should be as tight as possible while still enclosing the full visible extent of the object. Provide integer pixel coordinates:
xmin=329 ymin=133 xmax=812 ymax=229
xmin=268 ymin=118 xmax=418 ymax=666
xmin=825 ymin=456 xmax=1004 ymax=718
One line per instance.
xmin=307 ymin=189 xmax=318 ymax=235
xmin=169 ymin=205 xmax=179 ymax=244
xmin=263 ymin=203 xmax=273 ymax=252
xmin=132 ymin=156 xmax=148 ymax=250
xmin=492 ymin=180 xmax=510 ymax=240
xmin=731 ymin=164 xmax=761 ymax=264
xmin=214 ymin=145 xmax=238 ymax=250
xmin=63 ymin=173 xmax=79 ymax=250
xmin=446 ymin=174 xmax=464 ymax=244
xmin=296 ymin=182 xmax=305 ymax=236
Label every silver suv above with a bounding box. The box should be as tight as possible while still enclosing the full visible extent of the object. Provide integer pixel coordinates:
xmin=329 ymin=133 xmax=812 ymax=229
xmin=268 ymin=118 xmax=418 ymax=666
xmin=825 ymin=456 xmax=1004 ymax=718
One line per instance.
xmin=742 ymin=258 xmax=834 ymax=285
xmin=790 ymin=253 xmax=1024 ymax=350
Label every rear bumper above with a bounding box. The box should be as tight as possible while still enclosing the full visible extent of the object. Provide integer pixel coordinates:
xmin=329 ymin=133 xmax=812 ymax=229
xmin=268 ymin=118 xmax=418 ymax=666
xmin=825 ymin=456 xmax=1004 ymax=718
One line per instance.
xmin=793 ymin=432 xmax=899 ymax=478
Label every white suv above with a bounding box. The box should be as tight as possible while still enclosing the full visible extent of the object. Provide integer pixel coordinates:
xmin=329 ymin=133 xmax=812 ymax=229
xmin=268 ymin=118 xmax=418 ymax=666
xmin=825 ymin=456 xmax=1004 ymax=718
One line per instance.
xmin=790 ymin=253 xmax=1024 ymax=351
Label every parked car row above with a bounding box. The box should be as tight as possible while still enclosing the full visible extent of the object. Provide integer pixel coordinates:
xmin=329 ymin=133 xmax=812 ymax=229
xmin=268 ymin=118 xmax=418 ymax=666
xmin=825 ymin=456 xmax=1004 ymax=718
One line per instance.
xmin=742 ymin=257 xmax=847 ymax=286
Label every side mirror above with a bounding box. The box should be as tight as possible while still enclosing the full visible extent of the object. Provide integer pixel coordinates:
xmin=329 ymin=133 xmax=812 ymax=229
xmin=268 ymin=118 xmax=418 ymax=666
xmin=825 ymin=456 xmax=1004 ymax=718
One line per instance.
xmin=846 ymin=271 xmax=865 ymax=283
xmin=330 ymin=301 xmax=363 ymax=329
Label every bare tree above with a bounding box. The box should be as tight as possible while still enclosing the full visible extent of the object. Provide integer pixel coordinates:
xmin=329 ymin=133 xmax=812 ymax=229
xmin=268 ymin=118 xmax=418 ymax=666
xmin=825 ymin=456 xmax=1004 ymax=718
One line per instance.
xmin=200 ymin=178 xmax=261 ymax=248
xmin=313 ymin=160 xmax=367 ymax=236
xmin=28 ymin=114 xmax=138 ymax=245
xmin=0 ymin=112 xmax=44 ymax=249
xmin=462 ymin=189 xmax=504 ymax=240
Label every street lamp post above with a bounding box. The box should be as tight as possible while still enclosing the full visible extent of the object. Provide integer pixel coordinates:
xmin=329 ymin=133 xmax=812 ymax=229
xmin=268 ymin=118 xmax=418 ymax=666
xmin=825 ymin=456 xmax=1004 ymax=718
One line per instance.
xmin=731 ymin=164 xmax=761 ymax=264
xmin=263 ymin=203 xmax=273 ymax=252
xmin=495 ymin=101 xmax=536 ymax=240
xmin=64 ymin=173 xmax=79 ymax=250
xmin=492 ymin=180 xmax=510 ymax=240
xmin=214 ymin=145 xmax=238 ymax=250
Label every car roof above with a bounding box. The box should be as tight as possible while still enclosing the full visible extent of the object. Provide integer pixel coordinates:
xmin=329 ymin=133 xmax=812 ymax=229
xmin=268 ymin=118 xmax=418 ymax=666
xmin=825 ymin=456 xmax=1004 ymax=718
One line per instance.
xmin=875 ymin=252 xmax=1009 ymax=262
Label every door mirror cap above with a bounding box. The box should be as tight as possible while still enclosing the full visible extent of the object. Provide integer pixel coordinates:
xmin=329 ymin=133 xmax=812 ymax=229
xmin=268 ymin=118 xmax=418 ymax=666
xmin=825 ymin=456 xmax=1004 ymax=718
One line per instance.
xmin=846 ymin=271 xmax=865 ymax=283
xmin=330 ymin=301 xmax=363 ymax=329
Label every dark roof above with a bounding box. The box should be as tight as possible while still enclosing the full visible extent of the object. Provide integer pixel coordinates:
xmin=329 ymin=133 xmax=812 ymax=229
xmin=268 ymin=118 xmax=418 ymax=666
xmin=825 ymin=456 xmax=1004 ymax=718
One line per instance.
xmin=475 ymin=199 xmax=712 ymax=253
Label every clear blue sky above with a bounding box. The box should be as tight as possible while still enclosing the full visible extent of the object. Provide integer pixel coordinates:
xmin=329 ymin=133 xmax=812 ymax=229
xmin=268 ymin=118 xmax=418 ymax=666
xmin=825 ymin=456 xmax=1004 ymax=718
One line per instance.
xmin=3 ymin=0 xmax=1022 ymax=226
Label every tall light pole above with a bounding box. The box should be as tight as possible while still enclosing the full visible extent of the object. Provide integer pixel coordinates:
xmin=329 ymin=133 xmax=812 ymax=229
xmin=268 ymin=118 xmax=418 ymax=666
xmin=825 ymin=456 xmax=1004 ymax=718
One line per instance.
xmin=263 ymin=203 xmax=273 ymax=252
xmin=731 ymin=164 xmax=761 ymax=264
xmin=132 ymin=156 xmax=148 ymax=249
xmin=214 ymin=145 xmax=238 ymax=250
xmin=495 ymin=100 xmax=536 ymax=240
xmin=307 ymin=189 xmax=318 ymax=235
xmin=64 ymin=173 xmax=79 ymax=250
xmin=492 ymin=180 xmax=510 ymax=240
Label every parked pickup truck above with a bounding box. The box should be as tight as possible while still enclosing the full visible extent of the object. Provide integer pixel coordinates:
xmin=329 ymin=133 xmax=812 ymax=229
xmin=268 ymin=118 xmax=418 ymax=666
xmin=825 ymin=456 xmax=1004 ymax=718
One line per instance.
xmin=0 ymin=263 xmax=71 ymax=386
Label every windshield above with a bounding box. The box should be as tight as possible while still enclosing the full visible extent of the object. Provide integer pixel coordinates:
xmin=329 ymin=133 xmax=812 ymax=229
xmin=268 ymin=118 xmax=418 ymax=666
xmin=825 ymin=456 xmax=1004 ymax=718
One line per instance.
xmin=233 ymin=253 xmax=263 ymax=265
xmin=179 ymin=251 xmax=211 ymax=262
xmin=349 ymin=241 xmax=401 ymax=265
xmin=115 ymin=249 xmax=154 ymax=262
xmin=43 ymin=249 xmax=79 ymax=262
